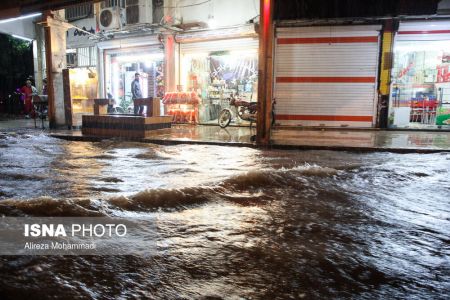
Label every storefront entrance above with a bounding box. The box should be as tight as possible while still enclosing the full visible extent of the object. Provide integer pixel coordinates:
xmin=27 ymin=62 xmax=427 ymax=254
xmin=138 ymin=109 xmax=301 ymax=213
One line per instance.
xmin=104 ymin=46 xmax=164 ymax=114
xmin=172 ymin=37 xmax=259 ymax=126
xmin=389 ymin=21 xmax=450 ymax=130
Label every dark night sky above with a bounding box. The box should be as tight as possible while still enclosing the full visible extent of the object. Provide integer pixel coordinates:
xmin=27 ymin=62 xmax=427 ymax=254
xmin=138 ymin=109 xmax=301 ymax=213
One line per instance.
xmin=274 ymin=0 xmax=441 ymax=20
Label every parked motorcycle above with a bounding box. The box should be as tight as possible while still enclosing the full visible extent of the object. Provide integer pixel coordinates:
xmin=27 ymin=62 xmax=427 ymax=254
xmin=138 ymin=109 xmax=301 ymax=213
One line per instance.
xmin=107 ymin=104 xmax=125 ymax=114
xmin=218 ymin=94 xmax=276 ymax=128
xmin=106 ymin=94 xmax=126 ymax=114
xmin=218 ymin=94 xmax=257 ymax=128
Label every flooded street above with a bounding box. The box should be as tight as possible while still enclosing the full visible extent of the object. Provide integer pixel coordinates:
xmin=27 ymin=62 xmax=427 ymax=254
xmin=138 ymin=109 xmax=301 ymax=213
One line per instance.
xmin=0 ymin=131 xmax=449 ymax=299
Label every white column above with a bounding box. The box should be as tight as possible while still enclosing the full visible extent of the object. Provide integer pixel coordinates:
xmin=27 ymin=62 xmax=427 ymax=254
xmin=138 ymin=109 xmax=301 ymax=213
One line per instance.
xmin=44 ymin=11 xmax=68 ymax=127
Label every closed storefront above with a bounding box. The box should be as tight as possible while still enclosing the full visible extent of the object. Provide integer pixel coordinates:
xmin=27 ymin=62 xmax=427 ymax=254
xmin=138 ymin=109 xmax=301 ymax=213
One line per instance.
xmin=274 ymin=25 xmax=381 ymax=127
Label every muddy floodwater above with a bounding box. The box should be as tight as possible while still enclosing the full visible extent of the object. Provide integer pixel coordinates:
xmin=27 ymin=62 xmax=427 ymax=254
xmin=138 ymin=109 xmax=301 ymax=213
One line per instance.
xmin=0 ymin=131 xmax=449 ymax=299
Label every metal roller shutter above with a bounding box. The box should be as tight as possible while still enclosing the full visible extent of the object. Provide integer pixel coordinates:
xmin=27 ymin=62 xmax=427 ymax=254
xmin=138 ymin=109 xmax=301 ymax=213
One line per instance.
xmin=179 ymin=38 xmax=259 ymax=54
xmin=103 ymin=45 xmax=163 ymax=56
xmin=97 ymin=34 xmax=161 ymax=50
xmin=274 ymin=25 xmax=381 ymax=127
xmin=397 ymin=20 xmax=450 ymax=41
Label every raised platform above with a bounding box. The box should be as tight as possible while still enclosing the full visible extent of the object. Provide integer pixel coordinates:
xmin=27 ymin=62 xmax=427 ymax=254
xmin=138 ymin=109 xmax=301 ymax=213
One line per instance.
xmin=82 ymin=115 xmax=172 ymax=138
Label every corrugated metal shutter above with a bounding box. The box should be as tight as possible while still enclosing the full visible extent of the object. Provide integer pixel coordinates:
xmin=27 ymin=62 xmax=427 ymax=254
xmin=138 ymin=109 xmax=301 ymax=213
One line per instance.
xmin=104 ymin=44 xmax=163 ymax=56
xmin=180 ymin=38 xmax=259 ymax=54
xmin=97 ymin=34 xmax=160 ymax=50
xmin=274 ymin=25 xmax=381 ymax=127
xmin=397 ymin=20 xmax=450 ymax=41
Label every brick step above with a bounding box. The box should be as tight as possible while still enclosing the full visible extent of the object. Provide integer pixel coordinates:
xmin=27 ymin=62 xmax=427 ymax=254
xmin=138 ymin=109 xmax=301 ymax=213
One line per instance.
xmin=82 ymin=115 xmax=172 ymax=138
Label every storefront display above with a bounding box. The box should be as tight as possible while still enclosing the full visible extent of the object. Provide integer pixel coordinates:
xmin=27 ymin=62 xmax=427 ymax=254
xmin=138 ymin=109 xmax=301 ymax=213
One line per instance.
xmin=63 ymin=68 xmax=98 ymax=127
xmin=179 ymin=50 xmax=258 ymax=125
xmin=162 ymin=92 xmax=201 ymax=123
xmin=104 ymin=49 xmax=164 ymax=114
xmin=389 ymin=21 xmax=450 ymax=129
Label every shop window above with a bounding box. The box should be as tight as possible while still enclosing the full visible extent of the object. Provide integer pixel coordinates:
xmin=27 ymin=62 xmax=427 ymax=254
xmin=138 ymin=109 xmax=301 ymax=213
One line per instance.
xmin=65 ymin=3 xmax=93 ymax=21
xmin=178 ymin=50 xmax=259 ymax=124
xmin=77 ymin=47 xmax=90 ymax=67
xmin=66 ymin=68 xmax=99 ymax=127
xmin=389 ymin=41 xmax=450 ymax=128
xmin=75 ymin=47 xmax=97 ymax=67
xmin=153 ymin=0 xmax=164 ymax=24
xmin=104 ymin=51 xmax=164 ymax=113
xmin=126 ymin=1 xmax=139 ymax=24
xmin=101 ymin=0 xmax=126 ymax=9
xmin=66 ymin=51 xmax=77 ymax=68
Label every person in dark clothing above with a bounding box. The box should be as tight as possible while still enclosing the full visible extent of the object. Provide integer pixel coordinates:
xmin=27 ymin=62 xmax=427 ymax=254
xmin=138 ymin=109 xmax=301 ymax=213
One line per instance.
xmin=378 ymin=95 xmax=389 ymax=128
xmin=131 ymin=72 xmax=143 ymax=115
xmin=42 ymin=78 xmax=48 ymax=95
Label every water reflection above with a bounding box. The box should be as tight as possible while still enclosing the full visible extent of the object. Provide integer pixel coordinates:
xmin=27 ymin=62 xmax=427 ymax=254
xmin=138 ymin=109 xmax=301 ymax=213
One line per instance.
xmin=0 ymin=132 xmax=449 ymax=299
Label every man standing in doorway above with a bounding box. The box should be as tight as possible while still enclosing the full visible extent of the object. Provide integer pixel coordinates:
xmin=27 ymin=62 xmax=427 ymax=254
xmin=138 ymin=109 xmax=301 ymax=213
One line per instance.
xmin=131 ymin=72 xmax=143 ymax=115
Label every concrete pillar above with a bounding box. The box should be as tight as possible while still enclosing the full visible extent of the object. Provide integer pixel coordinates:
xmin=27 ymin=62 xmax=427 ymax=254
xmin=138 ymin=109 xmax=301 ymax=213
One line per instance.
xmin=32 ymin=40 xmax=40 ymax=90
xmin=377 ymin=19 xmax=396 ymax=128
xmin=33 ymin=23 xmax=45 ymax=93
xmin=98 ymin=48 xmax=105 ymax=97
xmin=43 ymin=10 xmax=68 ymax=128
xmin=379 ymin=19 xmax=395 ymax=96
xmin=164 ymin=34 xmax=178 ymax=92
xmin=94 ymin=2 xmax=103 ymax=98
xmin=256 ymin=0 xmax=274 ymax=146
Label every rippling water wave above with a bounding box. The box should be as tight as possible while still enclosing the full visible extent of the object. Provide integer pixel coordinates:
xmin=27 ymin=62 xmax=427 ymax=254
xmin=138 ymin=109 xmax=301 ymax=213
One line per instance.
xmin=0 ymin=131 xmax=449 ymax=299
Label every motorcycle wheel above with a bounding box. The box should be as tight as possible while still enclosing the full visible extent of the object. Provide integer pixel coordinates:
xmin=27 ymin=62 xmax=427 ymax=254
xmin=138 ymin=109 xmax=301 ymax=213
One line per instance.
xmin=115 ymin=107 xmax=125 ymax=114
xmin=218 ymin=109 xmax=232 ymax=128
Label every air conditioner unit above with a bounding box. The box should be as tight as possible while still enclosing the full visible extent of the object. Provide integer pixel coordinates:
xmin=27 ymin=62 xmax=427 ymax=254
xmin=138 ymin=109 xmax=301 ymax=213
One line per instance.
xmin=99 ymin=7 xmax=124 ymax=31
xmin=125 ymin=0 xmax=153 ymax=25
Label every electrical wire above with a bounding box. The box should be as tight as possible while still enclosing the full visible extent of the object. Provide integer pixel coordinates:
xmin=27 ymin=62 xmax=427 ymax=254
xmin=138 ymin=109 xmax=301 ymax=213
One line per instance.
xmin=164 ymin=0 xmax=211 ymax=9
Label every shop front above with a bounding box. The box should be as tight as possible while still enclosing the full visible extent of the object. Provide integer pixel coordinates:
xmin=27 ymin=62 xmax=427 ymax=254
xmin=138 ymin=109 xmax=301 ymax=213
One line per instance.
xmin=63 ymin=67 xmax=98 ymax=128
xmin=389 ymin=20 xmax=450 ymax=130
xmin=274 ymin=25 xmax=381 ymax=128
xmin=63 ymin=46 xmax=98 ymax=128
xmin=98 ymin=35 xmax=164 ymax=115
xmin=166 ymin=27 xmax=259 ymax=126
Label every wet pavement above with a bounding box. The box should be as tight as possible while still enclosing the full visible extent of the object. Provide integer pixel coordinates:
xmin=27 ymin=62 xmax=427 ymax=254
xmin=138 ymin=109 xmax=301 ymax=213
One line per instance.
xmin=51 ymin=125 xmax=450 ymax=153
xmin=1 ymin=117 xmax=450 ymax=152
xmin=271 ymin=128 xmax=450 ymax=153
xmin=143 ymin=125 xmax=254 ymax=145
xmin=0 ymin=117 xmax=49 ymax=130
xmin=49 ymin=125 xmax=256 ymax=147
